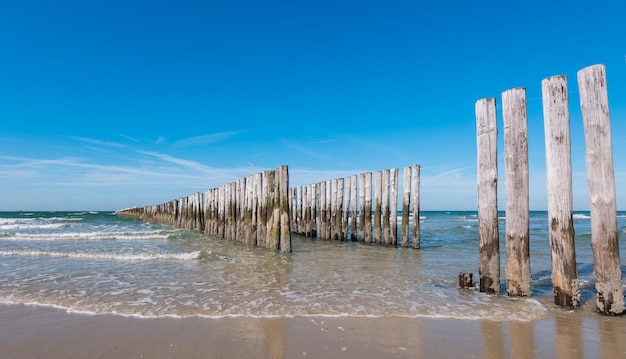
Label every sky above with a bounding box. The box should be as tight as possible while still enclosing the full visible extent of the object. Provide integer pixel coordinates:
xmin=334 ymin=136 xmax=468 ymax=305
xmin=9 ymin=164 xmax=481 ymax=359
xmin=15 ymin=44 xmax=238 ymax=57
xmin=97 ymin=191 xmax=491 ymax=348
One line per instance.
xmin=1 ymin=0 xmax=625 ymax=211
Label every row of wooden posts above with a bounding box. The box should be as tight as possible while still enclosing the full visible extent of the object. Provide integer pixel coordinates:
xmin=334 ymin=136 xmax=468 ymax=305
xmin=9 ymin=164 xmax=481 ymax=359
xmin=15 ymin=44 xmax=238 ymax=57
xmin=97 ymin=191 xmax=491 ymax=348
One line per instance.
xmin=116 ymin=163 xmax=422 ymax=251
xmin=116 ymin=165 xmax=292 ymax=252
xmin=476 ymin=63 xmax=624 ymax=315
xmin=290 ymin=165 xmax=421 ymax=247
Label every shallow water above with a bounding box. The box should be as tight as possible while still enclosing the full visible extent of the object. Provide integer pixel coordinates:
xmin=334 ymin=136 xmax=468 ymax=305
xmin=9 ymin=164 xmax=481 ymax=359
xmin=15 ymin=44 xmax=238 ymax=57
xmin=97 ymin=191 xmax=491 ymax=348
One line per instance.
xmin=1 ymin=211 xmax=624 ymax=320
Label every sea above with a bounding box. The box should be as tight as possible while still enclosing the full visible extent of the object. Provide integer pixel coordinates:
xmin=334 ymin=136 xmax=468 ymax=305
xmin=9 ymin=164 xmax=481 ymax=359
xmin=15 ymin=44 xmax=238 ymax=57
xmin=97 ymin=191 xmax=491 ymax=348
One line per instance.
xmin=1 ymin=210 xmax=625 ymax=321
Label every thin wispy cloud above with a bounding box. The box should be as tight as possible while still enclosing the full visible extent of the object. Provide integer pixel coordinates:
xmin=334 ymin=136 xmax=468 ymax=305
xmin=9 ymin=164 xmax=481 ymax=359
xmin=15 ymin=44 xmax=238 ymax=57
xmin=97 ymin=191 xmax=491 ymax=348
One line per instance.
xmin=117 ymin=133 xmax=141 ymax=143
xmin=311 ymin=139 xmax=336 ymax=144
xmin=67 ymin=136 xmax=127 ymax=148
xmin=172 ymin=131 xmax=239 ymax=148
xmin=155 ymin=136 xmax=166 ymax=145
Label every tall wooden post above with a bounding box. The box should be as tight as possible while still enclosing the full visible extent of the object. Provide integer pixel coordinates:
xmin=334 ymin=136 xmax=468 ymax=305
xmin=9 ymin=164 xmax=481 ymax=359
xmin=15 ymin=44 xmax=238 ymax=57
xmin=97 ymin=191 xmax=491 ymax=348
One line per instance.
xmin=401 ymin=166 xmax=411 ymax=247
xmin=502 ymin=87 xmax=531 ymax=297
xmin=358 ymin=173 xmax=366 ymax=241
xmin=309 ymin=183 xmax=317 ymax=237
xmin=374 ymin=171 xmax=383 ymax=244
xmin=257 ymin=174 xmax=267 ymax=246
xmin=277 ymin=165 xmax=291 ymax=253
xmin=382 ymin=169 xmax=391 ymax=245
xmin=319 ymin=181 xmax=327 ymax=239
xmin=542 ymin=75 xmax=580 ymax=308
xmin=342 ymin=177 xmax=350 ymax=240
xmin=578 ymin=64 xmax=624 ymax=315
xmin=476 ymin=98 xmax=500 ymax=294
xmin=301 ymin=185 xmax=308 ymax=235
xmin=264 ymin=170 xmax=277 ymax=249
xmin=349 ymin=175 xmax=357 ymax=241
xmin=325 ymin=180 xmax=332 ymax=240
xmin=390 ymin=168 xmax=398 ymax=246
xmin=363 ymin=172 xmax=373 ymax=244
xmin=411 ymin=164 xmax=421 ymax=249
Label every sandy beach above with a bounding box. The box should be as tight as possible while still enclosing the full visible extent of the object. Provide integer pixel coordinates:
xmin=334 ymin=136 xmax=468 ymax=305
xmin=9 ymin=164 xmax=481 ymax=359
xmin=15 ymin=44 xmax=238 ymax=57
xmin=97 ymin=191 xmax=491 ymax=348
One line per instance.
xmin=1 ymin=304 xmax=624 ymax=359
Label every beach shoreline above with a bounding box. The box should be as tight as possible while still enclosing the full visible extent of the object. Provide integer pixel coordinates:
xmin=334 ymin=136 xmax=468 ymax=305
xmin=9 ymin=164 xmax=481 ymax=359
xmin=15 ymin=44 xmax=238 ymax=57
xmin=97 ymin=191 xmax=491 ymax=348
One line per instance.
xmin=1 ymin=304 xmax=624 ymax=359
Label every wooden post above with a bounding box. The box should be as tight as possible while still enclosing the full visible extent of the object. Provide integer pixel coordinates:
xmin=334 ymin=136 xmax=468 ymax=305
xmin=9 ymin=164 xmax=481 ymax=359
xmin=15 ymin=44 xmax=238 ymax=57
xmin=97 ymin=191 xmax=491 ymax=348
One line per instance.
xmin=252 ymin=173 xmax=262 ymax=245
xmin=358 ymin=173 xmax=366 ymax=241
xmin=302 ymin=185 xmax=309 ymax=236
xmin=257 ymin=174 xmax=267 ymax=246
xmin=363 ymin=172 xmax=373 ymax=244
xmin=318 ymin=181 xmax=326 ymax=239
xmin=411 ymin=164 xmax=421 ymax=249
xmin=382 ymin=169 xmax=391 ymax=245
xmin=293 ymin=186 xmax=302 ymax=234
xmin=335 ymin=178 xmax=345 ymax=240
xmin=331 ymin=178 xmax=339 ymax=240
xmin=264 ymin=170 xmax=277 ymax=249
xmin=349 ymin=175 xmax=357 ymax=241
xmin=309 ymin=183 xmax=317 ymax=237
xmin=578 ymin=64 xmax=624 ymax=315
xmin=502 ymin=87 xmax=531 ymax=297
xmin=542 ymin=74 xmax=580 ymax=308
xmin=459 ymin=273 xmax=474 ymax=288
xmin=390 ymin=168 xmax=398 ymax=246
xmin=476 ymin=98 xmax=500 ymax=294
xmin=401 ymin=166 xmax=411 ymax=247
xmin=246 ymin=175 xmax=255 ymax=245
xmin=374 ymin=171 xmax=382 ymax=244
xmin=277 ymin=165 xmax=291 ymax=253
xmin=325 ymin=180 xmax=332 ymax=240
xmin=204 ymin=189 xmax=211 ymax=234
xmin=342 ymin=177 xmax=350 ymax=240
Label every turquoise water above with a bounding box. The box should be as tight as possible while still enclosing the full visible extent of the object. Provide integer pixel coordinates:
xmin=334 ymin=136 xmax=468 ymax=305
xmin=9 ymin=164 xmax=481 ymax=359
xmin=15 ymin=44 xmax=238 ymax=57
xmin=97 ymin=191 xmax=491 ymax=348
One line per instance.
xmin=0 ymin=211 xmax=624 ymax=320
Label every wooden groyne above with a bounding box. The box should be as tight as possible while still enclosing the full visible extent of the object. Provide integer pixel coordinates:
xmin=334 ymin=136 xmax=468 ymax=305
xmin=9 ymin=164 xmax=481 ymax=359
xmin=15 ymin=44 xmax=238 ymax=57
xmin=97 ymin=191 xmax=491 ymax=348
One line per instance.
xmin=116 ymin=165 xmax=292 ymax=253
xmin=290 ymin=165 xmax=421 ymax=247
xmin=476 ymin=64 xmax=623 ymax=315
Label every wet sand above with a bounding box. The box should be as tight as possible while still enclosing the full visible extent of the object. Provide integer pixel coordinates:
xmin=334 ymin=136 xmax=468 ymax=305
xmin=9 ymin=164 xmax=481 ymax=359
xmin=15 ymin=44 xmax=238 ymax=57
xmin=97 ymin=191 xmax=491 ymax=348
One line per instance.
xmin=1 ymin=304 xmax=624 ymax=358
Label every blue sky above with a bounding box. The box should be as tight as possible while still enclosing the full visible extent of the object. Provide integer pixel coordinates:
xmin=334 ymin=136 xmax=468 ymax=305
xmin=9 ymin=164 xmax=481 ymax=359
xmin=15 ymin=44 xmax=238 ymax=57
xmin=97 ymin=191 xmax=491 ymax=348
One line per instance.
xmin=1 ymin=0 xmax=625 ymax=211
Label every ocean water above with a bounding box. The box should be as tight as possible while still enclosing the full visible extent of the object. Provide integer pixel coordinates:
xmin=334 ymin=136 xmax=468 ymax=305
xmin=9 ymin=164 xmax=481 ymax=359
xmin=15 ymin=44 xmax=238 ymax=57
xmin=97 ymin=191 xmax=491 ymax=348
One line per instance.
xmin=1 ymin=211 xmax=625 ymax=321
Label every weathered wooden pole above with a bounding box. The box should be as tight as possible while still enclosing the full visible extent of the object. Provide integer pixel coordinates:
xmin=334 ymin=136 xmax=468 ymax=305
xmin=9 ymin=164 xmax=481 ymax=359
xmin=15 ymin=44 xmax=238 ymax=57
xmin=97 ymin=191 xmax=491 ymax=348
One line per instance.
xmin=390 ymin=168 xmax=398 ymax=246
xmin=476 ymin=98 xmax=500 ymax=294
xmin=349 ymin=175 xmax=357 ymax=241
xmin=309 ymin=183 xmax=317 ymax=237
xmin=374 ymin=171 xmax=383 ymax=244
xmin=363 ymin=172 xmax=373 ymax=244
xmin=343 ymin=176 xmax=351 ymax=240
xmin=411 ymin=164 xmax=421 ymax=249
xmin=502 ymin=87 xmax=531 ymax=297
xmin=578 ymin=64 xmax=624 ymax=315
xmin=257 ymin=174 xmax=267 ymax=246
xmin=277 ymin=165 xmax=291 ymax=253
xmin=296 ymin=186 xmax=302 ymax=234
xmin=542 ymin=74 xmax=580 ymax=308
xmin=253 ymin=173 xmax=262 ymax=245
xmin=265 ymin=170 xmax=278 ymax=249
xmin=237 ymin=178 xmax=245 ymax=243
xmin=325 ymin=180 xmax=332 ymax=240
xmin=230 ymin=182 xmax=237 ymax=240
xmin=218 ymin=186 xmax=224 ymax=238
xmin=331 ymin=178 xmax=340 ymax=240
xmin=382 ymin=169 xmax=391 ymax=245
xmin=335 ymin=178 xmax=344 ymax=240
xmin=246 ymin=175 xmax=255 ymax=245
xmin=358 ymin=173 xmax=366 ymax=241
xmin=302 ymin=185 xmax=309 ymax=235
xmin=318 ymin=181 xmax=326 ymax=239
xmin=401 ymin=166 xmax=411 ymax=247
xmin=207 ymin=190 xmax=213 ymax=235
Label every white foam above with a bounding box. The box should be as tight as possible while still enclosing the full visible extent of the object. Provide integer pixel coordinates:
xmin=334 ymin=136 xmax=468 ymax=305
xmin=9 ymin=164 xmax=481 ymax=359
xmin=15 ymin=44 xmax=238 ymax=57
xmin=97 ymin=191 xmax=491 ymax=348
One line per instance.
xmin=0 ymin=249 xmax=201 ymax=261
